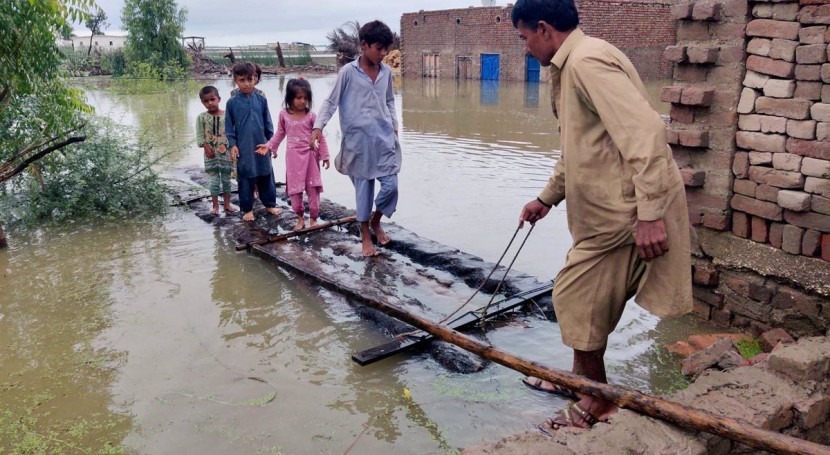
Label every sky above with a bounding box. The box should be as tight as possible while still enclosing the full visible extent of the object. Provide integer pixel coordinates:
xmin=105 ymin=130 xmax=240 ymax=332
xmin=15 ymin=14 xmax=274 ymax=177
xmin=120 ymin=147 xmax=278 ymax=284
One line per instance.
xmin=75 ymin=0 xmax=506 ymax=46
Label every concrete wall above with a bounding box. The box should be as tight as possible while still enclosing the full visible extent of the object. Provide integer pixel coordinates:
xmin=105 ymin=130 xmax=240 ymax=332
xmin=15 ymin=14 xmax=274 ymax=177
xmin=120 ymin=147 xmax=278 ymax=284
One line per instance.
xmin=70 ymin=35 xmax=126 ymax=53
xmin=400 ymin=1 xmax=676 ymax=82
xmin=663 ymin=0 xmax=830 ymax=337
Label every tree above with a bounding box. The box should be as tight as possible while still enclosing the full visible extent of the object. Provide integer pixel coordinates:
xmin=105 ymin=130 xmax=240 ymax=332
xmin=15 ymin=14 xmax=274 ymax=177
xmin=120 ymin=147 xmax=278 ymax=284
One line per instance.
xmin=85 ymin=8 xmax=109 ymax=56
xmin=121 ymin=0 xmax=189 ymax=74
xmin=326 ymin=21 xmax=360 ymax=66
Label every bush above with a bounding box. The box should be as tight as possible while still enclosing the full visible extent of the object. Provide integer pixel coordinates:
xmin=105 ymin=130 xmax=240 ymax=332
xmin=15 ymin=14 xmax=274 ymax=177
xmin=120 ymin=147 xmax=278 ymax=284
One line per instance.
xmin=0 ymin=117 xmax=170 ymax=224
xmin=100 ymin=49 xmax=127 ymax=76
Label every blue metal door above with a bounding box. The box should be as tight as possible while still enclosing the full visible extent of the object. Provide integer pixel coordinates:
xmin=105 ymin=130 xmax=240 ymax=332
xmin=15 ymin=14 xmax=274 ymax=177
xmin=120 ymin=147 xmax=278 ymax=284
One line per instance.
xmin=481 ymin=53 xmax=500 ymax=81
xmin=526 ymin=54 xmax=541 ymax=82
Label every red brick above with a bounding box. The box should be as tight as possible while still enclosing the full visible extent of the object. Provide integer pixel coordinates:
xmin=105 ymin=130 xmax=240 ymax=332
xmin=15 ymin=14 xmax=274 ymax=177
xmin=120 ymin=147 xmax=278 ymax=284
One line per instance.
xmin=799 ymin=25 xmax=828 ymax=44
xmin=663 ymin=46 xmax=687 ymax=64
xmin=803 ymin=229 xmax=822 ymax=255
xmin=799 ymin=5 xmax=830 ymax=24
xmin=769 ymin=38 xmax=798 ymax=62
xmin=755 ymin=97 xmax=812 ymax=120
xmin=795 ymin=81 xmax=823 ymax=100
xmin=731 ymin=194 xmax=784 ymax=221
xmin=751 ymin=216 xmax=769 ymax=243
xmin=822 ymin=234 xmax=830 ymax=260
xmin=796 ymin=64 xmax=823 ymax=81
xmin=783 ymin=224 xmax=805 ymax=254
xmin=784 ymin=209 xmax=830 ymax=232
xmin=733 ymin=210 xmax=751 ymax=238
xmin=693 ymin=265 xmax=719 ymax=287
xmin=746 ymin=55 xmax=796 ymax=78
xmin=678 ymin=130 xmax=709 ymax=147
xmin=770 ymin=222 xmax=785 ymax=248
xmin=736 ymin=131 xmax=787 ymax=152
xmin=693 ymin=287 xmax=725 ymax=308
xmin=671 ymin=105 xmax=695 ymax=124
xmin=680 ymin=87 xmax=715 ymax=106
xmin=666 ymin=130 xmax=679 ymax=145
xmin=749 ymin=166 xmax=806 ymax=189
xmin=717 ymin=45 xmax=744 ymax=64
xmin=711 ymin=22 xmax=746 ymax=40
xmin=692 ymin=2 xmax=721 ymax=21
xmin=759 ymin=328 xmax=795 ymax=352
xmin=814 ymin=195 xmax=830 ymax=214
xmin=687 ymin=47 xmax=719 ymax=64
xmin=733 ymin=151 xmax=750 ymax=178
xmin=734 ymin=178 xmax=757 ymax=197
xmin=757 ymin=184 xmax=781 ymax=202
xmin=786 ymin=138 xmax=830 ymax=160
xmin=746 ymin=19 xmax=801 ymax=40
xmin=796 ymin=44 xmax=828 ymax=64
xmin=703 ymin=214 xmax=729 ymax=230
xmin=687 ymin=190 xmax=730 ymax=211
xmin=710 ymin=308 xmax=732 ymax=326
xmin=660 ymin=86 xmax=683 ymax=103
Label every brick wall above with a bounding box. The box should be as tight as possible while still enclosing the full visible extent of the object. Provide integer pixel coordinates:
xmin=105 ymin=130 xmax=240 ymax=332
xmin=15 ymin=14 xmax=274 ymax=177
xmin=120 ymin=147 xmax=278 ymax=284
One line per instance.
xmin=666 ymin=0 xmax=830 ymax=337
xmin=400 ymin=1 xmax=676 ymax=81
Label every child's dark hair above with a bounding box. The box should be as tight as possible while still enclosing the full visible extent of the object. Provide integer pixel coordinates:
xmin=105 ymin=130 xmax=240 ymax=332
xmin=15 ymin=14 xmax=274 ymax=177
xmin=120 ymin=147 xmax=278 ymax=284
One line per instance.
xmin=359 ymin=20 xmax=394 ymax=48
xmin=199 ymin=85 xmax=220 ymax=99
xmin=284 ymin=78 xmax=312 ymax=112
xmin=231 ymin=62 xmax=256 ymax=79
xmin=250 ymin=62 xmax=262 ymax=83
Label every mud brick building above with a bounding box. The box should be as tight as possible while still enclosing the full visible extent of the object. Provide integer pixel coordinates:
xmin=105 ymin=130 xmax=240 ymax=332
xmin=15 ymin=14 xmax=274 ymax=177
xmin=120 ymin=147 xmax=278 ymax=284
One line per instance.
xmin=664 ymin=0 xmax=830 ymax=336
xmin=400 ymin=1 xmax=676 ymax=82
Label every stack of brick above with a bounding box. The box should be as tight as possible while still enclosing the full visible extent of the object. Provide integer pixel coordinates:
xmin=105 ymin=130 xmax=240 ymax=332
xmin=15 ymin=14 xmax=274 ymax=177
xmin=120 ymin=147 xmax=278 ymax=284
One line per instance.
xmin=734 ymin=0 xmax=830 ymax=261
xmin=662 ymin=0 xmax=748 ymax=231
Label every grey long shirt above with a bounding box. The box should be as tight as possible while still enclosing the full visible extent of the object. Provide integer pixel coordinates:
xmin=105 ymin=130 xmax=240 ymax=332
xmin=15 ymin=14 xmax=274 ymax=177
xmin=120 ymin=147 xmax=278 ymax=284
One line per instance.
xmin=314 ymin=60 xmax=401 ymax=180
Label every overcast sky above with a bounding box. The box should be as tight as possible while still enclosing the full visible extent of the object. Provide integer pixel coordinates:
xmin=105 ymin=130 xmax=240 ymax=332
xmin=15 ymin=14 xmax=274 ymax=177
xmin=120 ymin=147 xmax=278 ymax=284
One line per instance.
xmin=75 ymin=0 xmax=506 ymax=46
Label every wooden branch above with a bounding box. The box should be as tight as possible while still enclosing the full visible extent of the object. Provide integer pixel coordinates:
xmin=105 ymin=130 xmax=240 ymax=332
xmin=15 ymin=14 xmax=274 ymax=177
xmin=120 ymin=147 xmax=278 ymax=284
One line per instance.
xmin=355 ymin=296 xmax=830 ymax=455
xmin=0 ymin=124 xmax=86 ymax=177
xmin=0 ymin=135 xmax=86 ymax=183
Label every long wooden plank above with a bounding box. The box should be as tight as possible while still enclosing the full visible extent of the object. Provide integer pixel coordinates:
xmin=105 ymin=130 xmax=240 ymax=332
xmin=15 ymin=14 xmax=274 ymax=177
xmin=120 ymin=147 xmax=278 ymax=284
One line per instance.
xmin=235 ymin=215 xmax=356 ymax=250
xmin=348 ymin=287 xmax=830 ymax=455
xmin=352 ymin=282 xmax=554 ymax=365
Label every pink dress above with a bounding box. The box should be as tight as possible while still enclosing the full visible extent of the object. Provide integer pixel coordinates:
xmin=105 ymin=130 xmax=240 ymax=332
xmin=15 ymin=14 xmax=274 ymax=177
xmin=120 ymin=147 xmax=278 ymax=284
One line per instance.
xmin=266 ymin=110 xmax=330 ymax=196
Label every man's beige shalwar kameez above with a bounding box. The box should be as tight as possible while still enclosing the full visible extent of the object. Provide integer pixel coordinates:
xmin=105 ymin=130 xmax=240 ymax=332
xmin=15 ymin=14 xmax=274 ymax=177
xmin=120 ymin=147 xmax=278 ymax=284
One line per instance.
xmin=537 ymin=29 xmax=692 ymax=351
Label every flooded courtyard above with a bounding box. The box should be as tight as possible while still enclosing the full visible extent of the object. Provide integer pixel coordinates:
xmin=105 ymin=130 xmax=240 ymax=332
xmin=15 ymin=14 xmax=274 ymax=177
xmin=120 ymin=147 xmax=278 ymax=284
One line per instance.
xmin=0 ymin=75 xmax=719 ymax=454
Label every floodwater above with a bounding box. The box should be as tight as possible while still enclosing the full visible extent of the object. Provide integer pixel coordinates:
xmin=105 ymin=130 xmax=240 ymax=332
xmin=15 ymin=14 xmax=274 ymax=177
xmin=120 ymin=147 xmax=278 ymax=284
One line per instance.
xmin=1 ymin=75 xmax=722 ymax=454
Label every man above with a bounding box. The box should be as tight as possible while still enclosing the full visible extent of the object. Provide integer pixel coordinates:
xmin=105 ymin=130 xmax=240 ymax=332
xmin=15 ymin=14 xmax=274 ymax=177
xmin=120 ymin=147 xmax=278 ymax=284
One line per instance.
xmin=512 ymin=0 xmax=692 ymax=434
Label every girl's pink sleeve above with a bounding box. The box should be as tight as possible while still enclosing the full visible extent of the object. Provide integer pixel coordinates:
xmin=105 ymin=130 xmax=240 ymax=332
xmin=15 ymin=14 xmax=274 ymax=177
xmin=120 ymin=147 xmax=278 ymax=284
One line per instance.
xmin=312 ymin=113 xmax=330 ymax=160
xmin=266 ymin=110 xmax=287 ymax=154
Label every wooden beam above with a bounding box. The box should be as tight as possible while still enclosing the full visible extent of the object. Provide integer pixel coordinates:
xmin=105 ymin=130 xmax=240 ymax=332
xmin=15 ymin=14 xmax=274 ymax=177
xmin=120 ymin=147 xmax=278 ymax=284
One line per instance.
xmin=236 ymin=215 xmax=356 ymax=250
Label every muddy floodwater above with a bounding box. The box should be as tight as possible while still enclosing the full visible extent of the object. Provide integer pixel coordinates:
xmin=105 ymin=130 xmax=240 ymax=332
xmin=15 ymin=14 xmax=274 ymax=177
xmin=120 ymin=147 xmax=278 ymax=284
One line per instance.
xmin=1 ymin=76 xmax=723 ymax=454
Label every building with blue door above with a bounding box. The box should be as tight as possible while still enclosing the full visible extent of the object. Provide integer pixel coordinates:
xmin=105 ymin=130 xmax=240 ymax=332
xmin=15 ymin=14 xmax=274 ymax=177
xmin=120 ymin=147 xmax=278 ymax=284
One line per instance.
xmin=400 ymin=2 xmax=676 ymax=82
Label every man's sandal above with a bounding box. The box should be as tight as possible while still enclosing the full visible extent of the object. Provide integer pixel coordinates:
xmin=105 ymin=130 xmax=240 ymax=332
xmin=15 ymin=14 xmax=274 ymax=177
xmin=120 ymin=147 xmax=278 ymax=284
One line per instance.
xmin=537 ymin=402 xmax=600 ymax=437
xmin=521 ymin=377 xmax=578 ymax=401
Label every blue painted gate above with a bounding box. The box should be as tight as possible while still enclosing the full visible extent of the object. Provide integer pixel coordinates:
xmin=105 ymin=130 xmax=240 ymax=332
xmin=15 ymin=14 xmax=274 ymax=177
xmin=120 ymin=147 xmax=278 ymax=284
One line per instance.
xmin=480 ymin=53 xmax=500 ymax=81
xmin=526 ymin=54 xmax=541 ymax=82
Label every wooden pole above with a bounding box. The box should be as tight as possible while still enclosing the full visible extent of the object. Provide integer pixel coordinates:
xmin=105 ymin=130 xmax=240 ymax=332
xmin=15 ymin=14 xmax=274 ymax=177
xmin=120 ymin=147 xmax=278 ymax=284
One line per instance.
xmin=358 ymin=297 xmax=830 ymax=455
xmin=235 ymin=215 xmax=356 ymax=251
xmin=275 ymin=43 xmax=286 ymax=68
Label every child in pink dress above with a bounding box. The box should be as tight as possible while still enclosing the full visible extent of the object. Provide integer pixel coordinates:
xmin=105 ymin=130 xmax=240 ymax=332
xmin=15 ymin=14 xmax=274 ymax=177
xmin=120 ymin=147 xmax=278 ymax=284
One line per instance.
xmin=258 ymin=79 xmax=330 ymax=230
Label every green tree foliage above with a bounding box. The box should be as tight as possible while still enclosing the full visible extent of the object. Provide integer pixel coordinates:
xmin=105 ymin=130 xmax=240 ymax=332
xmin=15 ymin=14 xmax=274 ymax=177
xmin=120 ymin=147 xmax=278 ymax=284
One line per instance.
xmin=121 ymin=0 xmax=190 ymax=78
xmin=85 ymin=7 xmax=109 ymax=55
xmin=0 ymin=0 xmax=93 ymax=171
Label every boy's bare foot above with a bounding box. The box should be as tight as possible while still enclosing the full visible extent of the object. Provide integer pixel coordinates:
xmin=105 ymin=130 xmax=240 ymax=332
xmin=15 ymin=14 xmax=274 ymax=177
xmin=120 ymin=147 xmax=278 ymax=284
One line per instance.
xmin=360 ymin=222 xmax=379 ymax=257
xmin=242 ymin=211 xmax=255 ymax=222
xmin=265 ymin=207 xmax=282 ymax=216
xmin=370 ymin=215 xmax=391 ymax=246
xmin=309 ymin=218 xmax=318 ymax=227
xmin=224 ymin=203 xmax=238 ymax=213
xmin=293 ymin=218 xmax=305 ymax=231
xmin=211 ymin=206 xmax=220 ymax=215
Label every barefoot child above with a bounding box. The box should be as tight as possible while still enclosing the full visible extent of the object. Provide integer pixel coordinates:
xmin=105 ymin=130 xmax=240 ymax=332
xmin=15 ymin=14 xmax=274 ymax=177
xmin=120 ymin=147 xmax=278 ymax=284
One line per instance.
xmin=226 ymin=62 xmax=282 ymax=221
xmin=196 ymin=86 xmax=237 ymax=215
xmin=310 ymin=20 xmax=400 ymax=257
xmin=258 ymin=78 xmax=330 ymax=231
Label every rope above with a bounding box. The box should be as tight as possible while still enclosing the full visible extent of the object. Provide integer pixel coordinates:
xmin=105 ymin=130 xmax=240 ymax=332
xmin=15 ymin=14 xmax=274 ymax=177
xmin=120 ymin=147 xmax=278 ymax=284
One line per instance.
xmin=475 ymin=224 xmax=535 ymax=323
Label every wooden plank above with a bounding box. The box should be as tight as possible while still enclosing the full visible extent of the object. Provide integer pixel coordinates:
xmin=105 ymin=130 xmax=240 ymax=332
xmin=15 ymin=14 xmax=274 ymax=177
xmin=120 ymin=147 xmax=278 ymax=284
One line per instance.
xmin=351 ymin=282 xmax=553 ymax=366
xmin=235 ymin=215 xmax=356 ymax=250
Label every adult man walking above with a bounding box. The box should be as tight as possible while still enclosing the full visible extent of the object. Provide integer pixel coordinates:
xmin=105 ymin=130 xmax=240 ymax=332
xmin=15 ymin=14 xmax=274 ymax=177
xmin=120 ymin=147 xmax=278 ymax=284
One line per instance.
xmin=513 ymin=0 xmax=692 ymax=434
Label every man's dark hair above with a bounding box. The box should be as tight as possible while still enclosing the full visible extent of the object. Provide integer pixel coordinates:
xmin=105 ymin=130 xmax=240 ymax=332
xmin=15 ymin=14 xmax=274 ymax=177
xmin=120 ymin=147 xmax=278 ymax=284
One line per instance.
xmin=231 ymin=62 xmax=255 ymax=78
xmin=284 ymin=78 xmax=312 ymax=112
xmin=358 ymin=20 xmax=394 ymax=48
xmin=199 ymin=85 xmax=220 ymax=99
xmin=511 ymin=0 xmax=579 ymax=32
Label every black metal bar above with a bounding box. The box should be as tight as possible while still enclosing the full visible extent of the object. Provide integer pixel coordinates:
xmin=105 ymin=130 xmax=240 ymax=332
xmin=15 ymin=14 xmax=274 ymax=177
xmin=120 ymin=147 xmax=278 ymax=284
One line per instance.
xmin=351 ymin=282 xmax=554 ymax=366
